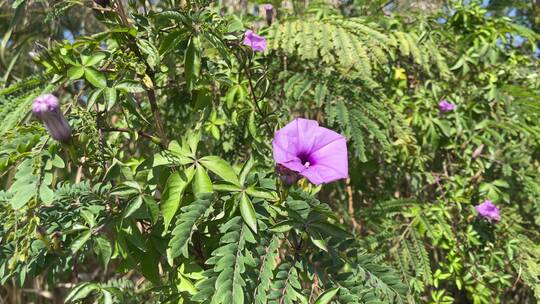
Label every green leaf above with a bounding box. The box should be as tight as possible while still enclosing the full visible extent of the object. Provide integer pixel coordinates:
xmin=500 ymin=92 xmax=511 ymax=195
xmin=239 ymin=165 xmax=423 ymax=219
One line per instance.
xmin=82 ymin=52 xmax=106 ymax=66
xmin=270 ymin=220 xmax=296 ymax=233
xmin=86 ymin=88 xmax=103 ymax=109
xmin=67 ymin=66 xmax=84 ymax=80
xmin=213 ymin=183 xmax=243 ymax=192
xmin=115 ymin=80 xmax=145 ymax=93
xmin=137 ymin=39 xmax=160 ymax=69
xmin=10 ymin=180 xmax=37 ymax=210
xmin=193 ymin=165 xmax=213 ymax=195
xmin=195 ymin=88 xmax=212 ymax=110
xmin=310 ymin=222 xmax=351 ymax=239
xmin=103 ymin=87 xmax=117 ymax=110
xmin=307 ymin=228 xmax=328 ymax=252
xmin=71 ymin=230 xmax=92 ymax=253
xmin=84 ymin=67 xmax=107 ymax=88
xmin=239 ymin=193 xmax=257 ymax=233
xmin=52 ymin=154 xmax=65 ymax=168
xmin=39 ymin=184 xmax=54 ymax=204
xmin=140 ymin=247 xmax=161 ymax=284
xmin=94 ymin=236 xmax=112 ymax=268
xmin=102 ymin=290 xmax=113 ymax=304
xmin=169 ymin=197 xmax=212 ymax=258
xmin=239 ymin=156 xmax=254 ymax=186
xmin=161 ymin=167 xmax=195 ymax=232
xmin=65 ymin=283 xmax=99 ymax=302
xmin=246 ymin=186 xmax=278 ymax=201
xmin=199 ymin=156 xmax=240 ymax=187
xmin=143 ymin=195 xmax=160 ymax=224
xmin=123 ymin=195 xmax=144 ymax=218
xmin=185 ymin=36 xmax=201 ymax=91
xmin=314 ymin=287 xmax=340 ymax=304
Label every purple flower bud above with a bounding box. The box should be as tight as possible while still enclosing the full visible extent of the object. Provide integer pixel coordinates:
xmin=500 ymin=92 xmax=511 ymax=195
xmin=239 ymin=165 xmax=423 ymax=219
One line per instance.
xmin=276 ymin=164 xmax=300 ymax=186
xmin=263 ymin=4 xmax=274 ymax=25
xmin=243 ymin=30 xmax=267 ymax=52
xmin=475 ymin=200 xmax=501 ymax=222
xmin=32 ymin=94 xmax=72 ymax=143
xmin=94 ymin=0 xmax=109 ymax=7
xmin=438 ymin=99 xmax=455 ymax=113
xmin=472 ymin=144 xmax=485 ymax=159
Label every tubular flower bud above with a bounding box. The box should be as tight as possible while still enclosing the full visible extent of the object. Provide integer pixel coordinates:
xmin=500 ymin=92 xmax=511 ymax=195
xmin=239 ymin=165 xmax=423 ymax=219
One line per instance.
xmin=276 ymin=164 xmax=300 ymax=186
xmin=32 ymin=94 xmax=72 ymax=143
xmin=263 ymin=4 xmax=274 ymax=26
xmin=94 ymin=0 xmax=109 ymax=7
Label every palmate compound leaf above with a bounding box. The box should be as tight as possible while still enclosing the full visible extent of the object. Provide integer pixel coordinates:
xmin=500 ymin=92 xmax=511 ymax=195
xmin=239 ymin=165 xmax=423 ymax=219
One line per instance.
xmin=161 ymin=167 xmax=195 ymax=232
xmin=193 ymin=216 xmax=256 ymax=304
xmin=169 ymin=195 xmax=213 ymax=259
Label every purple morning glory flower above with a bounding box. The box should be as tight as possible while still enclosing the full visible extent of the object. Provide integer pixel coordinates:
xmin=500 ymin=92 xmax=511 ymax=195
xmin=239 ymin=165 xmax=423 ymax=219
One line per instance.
xmin=272 ymin=118 xmax=348 ymax=185
xmin=32 ymin=94 xmax=72 ymax=142
xmin=475 ymin=200 xmax=501 ymax=222
xmin=243 ymin=30 xmax=267 ymax=52
xmin=439 ymin=99 xmax=455 ymax=113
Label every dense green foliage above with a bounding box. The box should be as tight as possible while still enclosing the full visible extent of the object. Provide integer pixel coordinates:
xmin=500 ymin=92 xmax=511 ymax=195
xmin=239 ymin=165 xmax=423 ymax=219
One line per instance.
xmin=1 ymin=0 xmax=540 ymax=303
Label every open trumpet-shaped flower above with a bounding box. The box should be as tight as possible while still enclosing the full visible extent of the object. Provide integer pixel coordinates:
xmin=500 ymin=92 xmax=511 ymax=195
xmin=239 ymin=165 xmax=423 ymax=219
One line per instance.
xmin=475 ymin=200 xmax=501 ymax=222
xmin=32 ymin=94 xmax=72 ymax=142
xmin=243 ymin=30 xmax=267 ymax=52
xmin=272 ymin=118 xmax=348 ymax=185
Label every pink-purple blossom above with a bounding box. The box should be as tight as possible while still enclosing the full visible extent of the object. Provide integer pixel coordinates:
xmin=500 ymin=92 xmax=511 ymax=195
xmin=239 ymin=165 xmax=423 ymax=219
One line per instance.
xmin=475 ymin=200 xmax=501 ymax=222
xmin=439 ymin=99 xmax=455 ymax=113
xmin=243 ymin=30 xmax=267 ymax=52
xmin=272 ymin=118 xmax=348 ymax=185
xmin=32 ymin=94 xmax=72 ymax=142
xmin=262 ymin=4 xmax=273 ymax=11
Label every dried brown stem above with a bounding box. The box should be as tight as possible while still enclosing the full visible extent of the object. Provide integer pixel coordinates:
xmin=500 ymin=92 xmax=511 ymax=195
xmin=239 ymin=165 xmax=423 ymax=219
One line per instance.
xmin=346 ymin=178 xmax=361 ymax=233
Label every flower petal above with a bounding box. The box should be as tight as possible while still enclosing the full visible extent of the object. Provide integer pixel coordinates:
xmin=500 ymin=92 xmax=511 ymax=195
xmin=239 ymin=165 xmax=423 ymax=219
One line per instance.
xmin=307 ymin=137 xmax=348 ymax=178
xmin=273 ymin=118 xmax=319 ymax=159
xmin=300 ymin=163 xmax=346 ymax=185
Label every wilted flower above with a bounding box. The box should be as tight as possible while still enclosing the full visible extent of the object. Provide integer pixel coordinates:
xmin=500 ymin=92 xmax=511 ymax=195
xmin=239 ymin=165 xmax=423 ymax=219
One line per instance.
xmin=475 ymin=200 xmax=501 ymax=222
xmin=243 ymin=30 xmax=267 ymax=52
xmin=94 ymin=0 xmax=109 ymax=7
xmin=439 ymin=99 xmax=455 ymax=113
xmin=32 ymin=94 xmax=72 ymax=142
xmin=263 ymin=4 xmax=274 ymax=25
xmin=272 ymin=118 xmax=348 ymax=185
xmin=472 ymin=144 xmax=485 ymax=159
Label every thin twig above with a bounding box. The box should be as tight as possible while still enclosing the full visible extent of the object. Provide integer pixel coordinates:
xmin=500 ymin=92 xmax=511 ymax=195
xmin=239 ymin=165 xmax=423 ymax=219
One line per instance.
xmin=113 ymin=1 xmax=169 ymax=148
xmin=346 ymin=178 xmax=361 ymax=233
xmin=234 ymin=50 xmax=273 ymax=135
